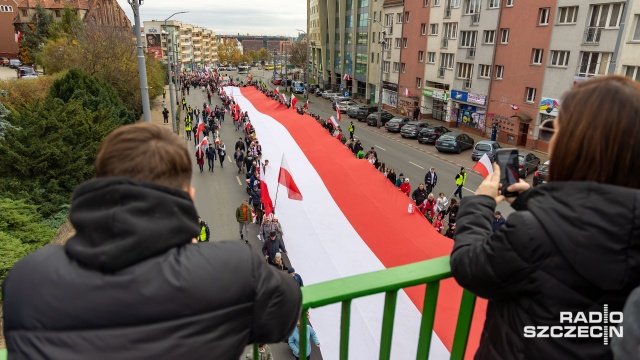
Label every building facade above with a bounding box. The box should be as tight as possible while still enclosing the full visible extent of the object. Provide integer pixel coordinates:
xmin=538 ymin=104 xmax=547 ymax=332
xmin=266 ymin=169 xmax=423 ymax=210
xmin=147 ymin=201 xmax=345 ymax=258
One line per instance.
xmin=380 ymin=0 xmax=403 ymax=110
xmin=144 ymin=20 xmax=218 ymax=70
xmin=0 ymin=0 xmax=19 ymax=57
xmin=13 ymin=0 xmax=129 ymax=29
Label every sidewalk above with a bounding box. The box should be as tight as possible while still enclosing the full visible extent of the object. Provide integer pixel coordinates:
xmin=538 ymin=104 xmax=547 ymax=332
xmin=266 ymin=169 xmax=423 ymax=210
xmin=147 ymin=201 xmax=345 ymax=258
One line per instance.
xmin=138 ymin=86 xmax=180 ymax=133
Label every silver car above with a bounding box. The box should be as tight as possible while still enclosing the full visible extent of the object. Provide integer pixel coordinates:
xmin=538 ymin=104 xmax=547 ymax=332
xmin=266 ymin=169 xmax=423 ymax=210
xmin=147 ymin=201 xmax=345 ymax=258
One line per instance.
xmin=518 ymin=151 xmax=541 ymax=178
xmin=334 ymin=100 xmax=357 ymax=113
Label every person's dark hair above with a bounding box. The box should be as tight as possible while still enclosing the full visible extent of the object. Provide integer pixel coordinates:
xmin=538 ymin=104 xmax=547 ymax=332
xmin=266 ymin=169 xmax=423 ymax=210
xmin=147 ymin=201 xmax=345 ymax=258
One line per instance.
xmin=550 ymin=76 xmax=640 ymax=189
xmin=95 ymin=123 xmax=191 ymax=190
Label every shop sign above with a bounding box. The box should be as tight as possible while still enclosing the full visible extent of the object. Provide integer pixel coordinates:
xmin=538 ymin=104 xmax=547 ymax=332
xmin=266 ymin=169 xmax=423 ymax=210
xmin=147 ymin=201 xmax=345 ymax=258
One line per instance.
xmin=467 ymin=93 xmax=487 ymax=106
xmin=383 ymin=81 xmax=398 ymax=92
xmin=422 ymin=88 xmax=450 ymax=101
xmin=539 ymin=97 xmax=560 ymax=116
xmin=451 ymin=90 xmax=468 ymax=102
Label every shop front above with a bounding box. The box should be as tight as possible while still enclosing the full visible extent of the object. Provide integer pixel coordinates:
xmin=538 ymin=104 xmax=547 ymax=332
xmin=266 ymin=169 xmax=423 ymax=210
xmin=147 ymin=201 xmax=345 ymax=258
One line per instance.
xmin=450 ymin=90 xmax=487 ymax=135
xmin=535 ymin=97 xmax=560 ymax=152
xmin=421 ymin=87 xmax=450 ymax=121
xmin=382 ymin=82 xmax=398 ymax=111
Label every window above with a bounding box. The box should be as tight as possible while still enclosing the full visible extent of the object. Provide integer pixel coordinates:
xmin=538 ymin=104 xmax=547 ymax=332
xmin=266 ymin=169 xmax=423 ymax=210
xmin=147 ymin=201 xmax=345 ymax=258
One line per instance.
xmin=506 ymin=0 xmax=513 ymax=6
xmin=393 ymin=62 xmax=400 ymax=72
xmin=483 ymin=30 xmax=495 ymax=44
xmin=443 ymin=22 xmax=458 ymax=39
xmin=633 ymin=15 xmax=640 ymax=41
xmin=539 ymin=8 xmax=550 ymax=25
xmin=430 ymin=24 xmax=439 ymax=35
xmin=427 ymin=52 xmax=436 ymax=63
xmin=421 ymin=23 xmax=427 ymax=35
xmin=589 ymin=3 xmax=625 ymax=29
xmin=383 ymin=61 xmax=390 ymax=73
xmin=441 ymin=53 xmax=455 ymax=69
xmin=500 ymin=28 xmax=509 ymax=43
xmin=488 ymin=0 xmax=500 ymax=9
xmin=578 ymin=52 xmax=612 ymax=77
xmin=418 ymin=51 xmax=424 ymax=62
xmin=385 ymin=14 xmax=394 ymax=27
xmin=525 ymin=87 xmax=537 ymax=103
xmin=403 ymin=38 xmax=408 ymax=48
xmin=54 ymin=9 xmax=61 ymax=17
xmin=395 ymin=38 xmax=402 ymax=48
xmin=424 ymin=0 xmax=429 ymax=6
xmin=457 ymin=62 xmax=474 ymax=78
xmin=397 ymin=13 xmax=403 ymax=23
xmin=460 ymin=31 xmax=477 ymax=47
xmin=371 ymin=52 xmax=375 ymax=63
xmin=21 ymin=9 xmax=27 ymax=16
xmin=416 ymin=77 xmax=422 ymax=88
xmin=401 ymin=63 xmax=406 ymax=73
xmin=405 ymin=11 xmax=410 ymax=23
xmin=624 ymin=66 xmax=640 ymax=81
xmin=557 ymin=6 xmax=578 ymax=24
xmin=549 ymin=50 xmax=570 ymax=67
xmin=532 ymin=49 xmax=543 ymax=65
xmin=433 ymin=0 xmax=441 ymax=6
xmin=465 ymin=0 xmax=481 ymax=14
xmin=450 ymin=0 xmax=461 ymax=7
xmin=495 ymin=65 xmax=504 ymax=79
xmin=478 ymin=64 xmax=491 ymax=78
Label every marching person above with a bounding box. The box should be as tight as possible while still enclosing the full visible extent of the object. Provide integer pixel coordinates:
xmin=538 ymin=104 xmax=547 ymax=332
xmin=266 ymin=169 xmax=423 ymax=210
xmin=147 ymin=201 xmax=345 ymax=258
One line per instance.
xmin=195 ymin=147 xmax=205 ymax=173
xmin=348 ymin=121 xmax=355 ymax=140
xmin=424 ymin=167 xmax=438 ymax=195
xmin=453 ymin=167 xmax=466 ymax=199
xmin=206 ymin=144 xmax=216 ymax=172
xmin=288 ymin=268 xmax=304 ymax=287
xmin=236 ymin=200 xmax=251 ymax=243
xmin=411 ymin=183 xmax=428 ymax=207
xmin=262 ymin=231 xmax=287 ymax=266
xmin=218 ymin=141 xmax=227 ymax=167
xmin=288 ymin=322 xmax=320 ymax=360
xmin=400 ymin=178 xmax=411 ymax=196
xmin=197 ymin=216 xmax=210 ymax=242
xmin=234 ymin=148 xmax=245 ymax=174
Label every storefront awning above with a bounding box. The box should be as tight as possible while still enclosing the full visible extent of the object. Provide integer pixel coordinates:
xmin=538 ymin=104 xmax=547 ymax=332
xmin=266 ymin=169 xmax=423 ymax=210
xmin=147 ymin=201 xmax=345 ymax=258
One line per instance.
xmin=510 ymin=113 xmax=533 ymax=121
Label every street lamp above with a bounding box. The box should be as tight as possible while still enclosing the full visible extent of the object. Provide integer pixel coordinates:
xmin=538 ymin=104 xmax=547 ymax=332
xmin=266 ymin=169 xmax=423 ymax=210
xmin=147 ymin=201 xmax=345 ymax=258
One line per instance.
xmin=164 ymin=11 xmax=188 ymax=134
xmin=296 ymin=29 xmax=310 ymax=99
xmin=128 ymin=0 xmax=152 ymax=122
xmin=370 ymin=17 xmax=391 ymax=128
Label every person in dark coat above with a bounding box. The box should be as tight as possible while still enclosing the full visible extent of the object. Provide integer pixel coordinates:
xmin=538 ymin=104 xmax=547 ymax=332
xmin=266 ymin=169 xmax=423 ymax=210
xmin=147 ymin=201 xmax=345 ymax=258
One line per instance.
xmin=450 ymin=76 xmax=640 ymax=360
xmin=206 ymin=145 xmax=216 ymax=172
xmin=195 ymin=148 xmax=205 ymax=173
xmin=411 ymin=183 xmax=428 ymax=206
xmin=262 ymin=231 xmax=287 ymax=266
xmin=491 ymin=211 xmax=505 ymax=232
xmin=1 ymin=123 xmax=302 ymax=360
xmin=424 ymin=167 xmax=438 ymax=195
xmin=288 ymin=268 xmax=304 ymax=287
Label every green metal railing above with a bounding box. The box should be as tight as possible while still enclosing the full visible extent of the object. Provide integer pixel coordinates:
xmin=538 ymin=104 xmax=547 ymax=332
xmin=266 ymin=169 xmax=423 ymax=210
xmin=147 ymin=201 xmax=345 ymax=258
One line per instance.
xmin=255 ymin=255 xmax=477 ymax=359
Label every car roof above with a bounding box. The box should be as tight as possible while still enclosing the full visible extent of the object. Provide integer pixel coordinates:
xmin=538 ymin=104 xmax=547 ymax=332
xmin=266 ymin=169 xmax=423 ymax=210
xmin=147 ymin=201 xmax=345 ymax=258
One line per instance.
xmin=405 ymin=121 xmax=423 ymax=125
xmin=389 ymin=116 xmax=410 ymax=121
xmin=443 ymin=132 xmax=463 ymax=136
xmin=476 ymin=140 xmax=498 ymax=145
xmin=518 ymin=150 xmax=535 ymax=156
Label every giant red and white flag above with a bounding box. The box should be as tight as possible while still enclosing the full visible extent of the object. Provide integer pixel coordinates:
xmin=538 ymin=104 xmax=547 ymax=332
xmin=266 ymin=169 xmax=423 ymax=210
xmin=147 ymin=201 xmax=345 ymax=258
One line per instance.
xmin=472 ymin=153 xmax=494 ymax=178
xmin=278 ymin=153 xmax=303 ymax=200
xmin=223 ymin=85 xmax=486 ymax=360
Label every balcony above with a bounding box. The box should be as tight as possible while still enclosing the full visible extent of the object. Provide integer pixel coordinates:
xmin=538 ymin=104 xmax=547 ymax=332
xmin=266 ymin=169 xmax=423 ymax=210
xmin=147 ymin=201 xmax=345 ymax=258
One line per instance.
xmin=584 ymin=26 xmax=603 ymax=45
xmin=438 ymin=66 xmax=446 ymax=78
xmin=470 ymin=13 xmax=480 ymax=25
xmin=441 ymin=38 xmax=449 ymax=49
xmin=444 ymin=7 xmax=452 ymax=19
xmin=466 ymin=47 xmax=476 ymax=59
xmin=463 ymin=78 xmax=472 ymax=90
xmin=250 ymin=256 xmax=477 ymax=360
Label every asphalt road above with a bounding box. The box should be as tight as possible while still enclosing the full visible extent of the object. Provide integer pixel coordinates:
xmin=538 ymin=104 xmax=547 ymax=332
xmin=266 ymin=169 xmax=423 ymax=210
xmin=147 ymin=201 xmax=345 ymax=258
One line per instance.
xmin=179 ymin=85 xmax=321 ymax=360
xmin=0 ymin=66 xmax=19 ymax=80
xmin=249 ymin=68 xmax=516 ymax=218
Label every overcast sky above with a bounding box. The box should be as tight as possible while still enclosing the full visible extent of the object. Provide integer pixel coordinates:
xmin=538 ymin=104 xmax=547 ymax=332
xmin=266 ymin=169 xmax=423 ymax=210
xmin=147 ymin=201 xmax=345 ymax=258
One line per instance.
xmin=116 ymin=0 xmax=307 ymax=37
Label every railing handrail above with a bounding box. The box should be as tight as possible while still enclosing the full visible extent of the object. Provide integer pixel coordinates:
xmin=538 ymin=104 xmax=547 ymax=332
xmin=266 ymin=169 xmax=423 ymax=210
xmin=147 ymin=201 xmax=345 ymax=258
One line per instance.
xmin=301 ymin=256 xmax=451 ymax=308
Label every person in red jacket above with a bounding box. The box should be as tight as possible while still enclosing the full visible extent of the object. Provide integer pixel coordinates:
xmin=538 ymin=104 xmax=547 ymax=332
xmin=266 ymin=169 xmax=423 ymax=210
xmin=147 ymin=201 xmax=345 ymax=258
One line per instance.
xmin=195 ymin=148 xmax=205 ymax=173
xmin=400 ymin=178 xmax=411 ymax=196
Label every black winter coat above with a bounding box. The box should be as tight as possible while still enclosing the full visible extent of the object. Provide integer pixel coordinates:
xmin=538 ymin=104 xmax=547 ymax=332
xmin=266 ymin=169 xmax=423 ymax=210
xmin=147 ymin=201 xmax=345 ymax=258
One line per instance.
xmin=451 ymin=182 xmax=640 ymax=360
xmin=2 ymin=178 xmax=302 ymax=360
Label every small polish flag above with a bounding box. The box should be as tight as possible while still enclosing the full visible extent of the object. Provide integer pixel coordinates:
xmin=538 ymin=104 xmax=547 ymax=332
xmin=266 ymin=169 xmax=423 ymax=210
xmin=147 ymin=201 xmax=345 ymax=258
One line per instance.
xmin=281 ymin=93 xmax=287 ymax=104
xmin=329 ymin=116 xmax=339 ymax=127
xmin=291 ymin=96 xmax=298 ymax=109
xmin=343 ymin=74 xmax=350 ymax=81
xmin=303 ymin=100 xmax=309 ymax=110
xmin=405 ymin=88 xmax=411 ymax=96
xmin=510 ymin=104 xmax=520 ymax=110
xmin=278 ymin=153 xmax=303 ymax=200
xmin=472 ymin=153 xmax=494 ymax=178
xmin=274 ymin=86 xmax=279 ymax=94
xmin=196 ymin=136 xmax=209 ymax=152
xmin=336 ymin=108 xmax=341 ymax=122
xmin=260 ymin=180 xmax=274 ymax=217
xmin=195 ymin=118 xmax=205 ymax=139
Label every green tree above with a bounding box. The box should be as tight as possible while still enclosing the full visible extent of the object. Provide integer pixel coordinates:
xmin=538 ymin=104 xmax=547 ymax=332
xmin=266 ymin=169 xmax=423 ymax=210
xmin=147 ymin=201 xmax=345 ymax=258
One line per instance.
xmin=289 ymin=42 xmax=307 ymax=69
xmin=256 ymin=48 xmax=271 ymax=62
xmin=0 ymin=90 xmax=18 ymax=141
xmin=49 ymin=6 xmax=84 ymax=40
xmin=18 ymin=4 xmax=54 ymax=64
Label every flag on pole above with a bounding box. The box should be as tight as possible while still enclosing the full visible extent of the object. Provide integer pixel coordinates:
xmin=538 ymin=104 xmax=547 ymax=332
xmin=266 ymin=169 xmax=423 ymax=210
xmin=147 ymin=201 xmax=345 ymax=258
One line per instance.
xmin=303 ymin=100 xmax=309 ymax=110
xmin=343 ymin=74 xmax=350 ymax=81
xmin=196 ymin=136 xmax=209 ymax=153
xmin=281 ymin=93 xmax=287 ymax=104
xmin=260 ymin=180 xmax=274 ymax=217
xmin=472 ymin=154 xmax=494 ymax=178
xmin=510 ymin=104 xmax=520 ymax=110
xmin=195 ymin=118 xmax=205 ymax=139
xmin=329 ymin=116 xmax=339 ymax=127
xmin=336 ymin=108 xmax=342 ymax=122
xmin=291 ymin=96 xmax=298 ymax=109
xmin=278 ymin=154 xmax=303 ymax=200
xmin=274 ymin=86 xmax=280 ymax=94
xmin=405 ymin=88 xmax=411 ymax=96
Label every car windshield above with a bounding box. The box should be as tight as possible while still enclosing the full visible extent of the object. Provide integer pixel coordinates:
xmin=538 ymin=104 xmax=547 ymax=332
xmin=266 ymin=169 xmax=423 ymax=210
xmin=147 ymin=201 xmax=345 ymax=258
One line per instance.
xmin=439 ymin=135 xmax=454 ymax=141
xmin=475 ymin=144 xmax=491 ymax=151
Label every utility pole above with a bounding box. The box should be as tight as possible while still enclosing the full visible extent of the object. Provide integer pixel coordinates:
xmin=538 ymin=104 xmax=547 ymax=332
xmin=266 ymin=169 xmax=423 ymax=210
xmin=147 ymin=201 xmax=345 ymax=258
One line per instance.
xmin=128 ymin=0 xmax=151 ymax=122
xmin=371 ymin=17 xmax=390 ymax=128
xmin=164 ymin=12 xmax=187 ymax=134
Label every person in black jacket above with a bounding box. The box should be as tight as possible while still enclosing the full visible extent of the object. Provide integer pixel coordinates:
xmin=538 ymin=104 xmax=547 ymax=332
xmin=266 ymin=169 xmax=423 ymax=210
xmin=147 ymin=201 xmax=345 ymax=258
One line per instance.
xmin=262 ymin=231 xmax=287 ymax=266
xmin=2 ymin=123 xmax=302 ymax=360
xmin=450 ymin=76 xmax=640 ymax=360
xmin=411 ymin=183 xmax=428 ymax=206
xmin=424 ymin=167 xmax=437 ymax=195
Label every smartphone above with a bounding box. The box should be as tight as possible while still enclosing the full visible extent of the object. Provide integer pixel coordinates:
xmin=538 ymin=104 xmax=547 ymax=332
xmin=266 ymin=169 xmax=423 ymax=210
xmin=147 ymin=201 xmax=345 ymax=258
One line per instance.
xmin=495 ymin=148 xmax=520 ymax=197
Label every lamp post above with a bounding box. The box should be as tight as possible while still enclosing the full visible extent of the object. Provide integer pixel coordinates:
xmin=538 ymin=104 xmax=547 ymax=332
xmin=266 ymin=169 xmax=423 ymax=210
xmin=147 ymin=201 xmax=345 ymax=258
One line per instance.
xmin=370 ymin=17 xmax=391 ymax=128
xmin=296 ymin=29 xmax=309 ymax=99
xmin=128 ymin=0 xmax=151 ymax=122
xmin=164 ymin=12 xmax=187 ymax=134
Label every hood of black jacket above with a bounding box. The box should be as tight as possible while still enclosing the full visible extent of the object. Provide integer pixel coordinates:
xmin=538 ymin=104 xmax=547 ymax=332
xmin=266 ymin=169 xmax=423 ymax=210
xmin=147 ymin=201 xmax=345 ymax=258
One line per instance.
xmin=65 ymin=177 xmax=200 ymax=272
xmin=527 ymin=182 xmax=640 ymax=291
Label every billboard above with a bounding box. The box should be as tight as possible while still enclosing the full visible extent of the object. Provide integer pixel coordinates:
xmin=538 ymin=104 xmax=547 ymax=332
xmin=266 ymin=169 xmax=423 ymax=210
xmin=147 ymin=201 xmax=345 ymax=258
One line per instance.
xmin=146 ymin=33 xmax=163 ymax=59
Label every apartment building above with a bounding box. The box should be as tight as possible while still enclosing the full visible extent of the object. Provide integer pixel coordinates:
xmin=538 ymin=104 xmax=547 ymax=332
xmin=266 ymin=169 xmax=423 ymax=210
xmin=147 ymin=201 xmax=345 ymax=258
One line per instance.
xmin=309 ymin=0 xmax=324 ymax=86
xmin=367 ymin=0 xmax=384 ymax=104
xmin=0 ymin=0 xmax=18 ymax=56
xmin=617 ymin=1 xmax=640 ymax=81
xmin=380 ymin=0 xmax=403 ymax=109
xmin=394 ymin=0 xmax=425 ymax=115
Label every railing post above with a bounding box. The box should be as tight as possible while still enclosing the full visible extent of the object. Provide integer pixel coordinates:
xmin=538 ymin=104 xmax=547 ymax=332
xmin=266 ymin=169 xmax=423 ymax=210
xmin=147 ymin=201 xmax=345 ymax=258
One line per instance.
xmin=416 ymin=281 xmax=440 ymax=360
xmin=299 ymin=309 xmax=309 ymax=359
xmin=252 ymin=344 xmax=259 ymax=359
xmin=340 ymin=300 xmax=352 ymax=360
xmin=450 ymin=290 xmax=477 ymax=360
xmin=379 ymin=290 xmax=399 ymax=360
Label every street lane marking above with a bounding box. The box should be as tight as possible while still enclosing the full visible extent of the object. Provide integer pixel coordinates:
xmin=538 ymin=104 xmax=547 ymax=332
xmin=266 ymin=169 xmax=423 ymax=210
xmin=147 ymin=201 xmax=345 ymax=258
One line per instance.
xmin=375 ymin=145 xmax=386 ymax=151
xmin=236 ymin=176 xmax=243 ymax=186
xmin=409 ymin=161 xmax=425 ymax=169
xmin=228 ymin=156 xmax=233 ymax=163
xmin=463 ymin=187 xmax=474 ymax=193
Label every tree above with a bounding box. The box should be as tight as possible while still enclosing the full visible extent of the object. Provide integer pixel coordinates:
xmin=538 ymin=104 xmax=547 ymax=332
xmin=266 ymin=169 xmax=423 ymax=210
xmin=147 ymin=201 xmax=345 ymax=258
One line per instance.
xmin=0 ymin=91 xmax=18 ymax=141
xmin=247 ymin=50 xmax=258 ymax=62
xmin=289 ymin=42 xmax=307 ymax=69
xmin=48 ymin=6 xmax=84 ymax=40
xmin=256 ymin=48 xmax=271 ymax=62
xmin=218 ymin=41 xmax=243 ymax=66
xmin=18 ymin=4 xmax=54 ymax=64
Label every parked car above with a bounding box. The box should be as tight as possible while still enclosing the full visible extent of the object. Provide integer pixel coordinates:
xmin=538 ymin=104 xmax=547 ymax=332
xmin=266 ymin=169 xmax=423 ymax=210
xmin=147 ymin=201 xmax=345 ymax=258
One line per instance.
xmin=322 ymin=91 xmax=338 ymax=100
xmin=327 ymin=93 xmax=344 ymax=102
xmin=383 ymin=116 xmax=412 ymax=131
xmin=471 ymin=140 xmax=502 ymax=162
xmin=365 ymin=111 xmax=393 ymax=125
xmin=417 ymin=125 xmax=451 ymax=144
xmin=315 ymin=88 xmax=324 ymax=97
xmin=435 ymin=132 xmax=475 ymax=153
xmin=533 ymin=160 xmax=550 ymax=186
xmin=333 ymin=100 xmax=357 ymax=113
xmin=0 ymin=57 xmax=9 ymax=66
xmin=271 ymin=78 xmax=282 ymax=85
xmin=292 ymin=81 xmax=305 ymax=94
xmin=349 ymin=105 xmax=378 ymax=120
xmin=518 ymin=151 xmax=541 ymax=178
xmin=400 ymin=122 xmax=429 ymax=138
xmin=9 ymin=59 xmax=22 ymax=69
xmin=17 ymin=66 xmax=38 ymax=79
xmin=333 ymin=96 xmax=351 ymax=103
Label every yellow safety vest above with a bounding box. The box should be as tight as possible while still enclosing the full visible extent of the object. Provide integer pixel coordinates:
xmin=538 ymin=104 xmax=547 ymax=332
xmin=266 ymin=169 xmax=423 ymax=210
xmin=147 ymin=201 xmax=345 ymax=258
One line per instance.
xmin=182 ymin=99 xmax=186 ymax=104
xmin=163 ymin=89 xmax=166 ymax=94
xmin=185 ymin=120 xmax=192 ymax=131
xmin=456 ymin=172 xmax=467 ymax=186
xmin=199 ymin=225 xmax=207 ymax=241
